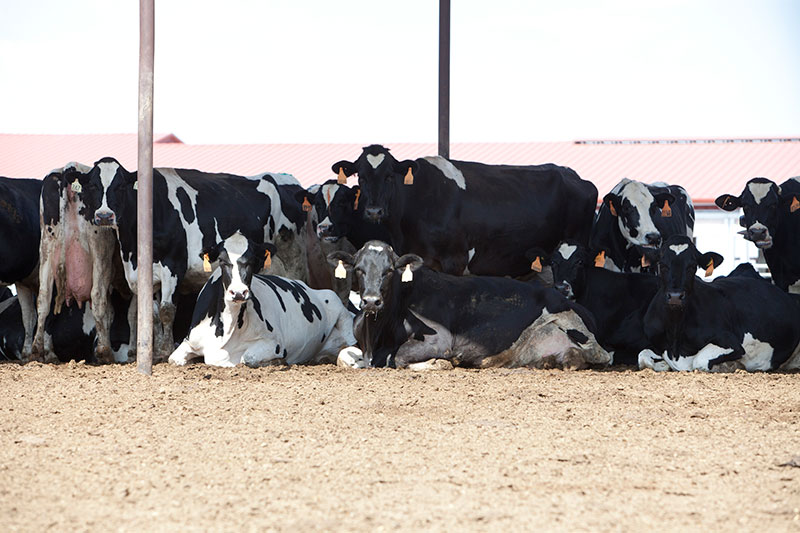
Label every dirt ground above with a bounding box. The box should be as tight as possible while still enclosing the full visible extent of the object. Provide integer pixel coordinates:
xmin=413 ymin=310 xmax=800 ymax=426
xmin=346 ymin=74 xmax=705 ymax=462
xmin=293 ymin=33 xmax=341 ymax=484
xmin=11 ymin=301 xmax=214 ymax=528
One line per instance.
xmin=1 ymin=362 xmax=798 ymax=532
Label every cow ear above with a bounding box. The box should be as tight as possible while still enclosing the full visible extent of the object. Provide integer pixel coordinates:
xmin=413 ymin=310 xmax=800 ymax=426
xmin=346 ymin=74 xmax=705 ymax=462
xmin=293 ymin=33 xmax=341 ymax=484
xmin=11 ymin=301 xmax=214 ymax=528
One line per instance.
xmin=603 ymin=193 xmax=620 ymax=216
xmin=200 ymin=242 xmax=222 ymax=263
xmin=327 ymin=251 xmax=354 ymax=271
xmin=715 ymin=194 xmax=740 ymax=211
xmin=395 ymin=254 xmax=424 ymax=272
xmin=332 ymin=161 xmax=356 ymax=177
xmin=524 ymin=247 xmax=549 ymax=266
xmin=697 ymin=251 xmax=723 ymax=275
xmin=653 ymin=191 xmax=676 ymax=206
xmin=394 ymin=159 xmax=418 ymax=176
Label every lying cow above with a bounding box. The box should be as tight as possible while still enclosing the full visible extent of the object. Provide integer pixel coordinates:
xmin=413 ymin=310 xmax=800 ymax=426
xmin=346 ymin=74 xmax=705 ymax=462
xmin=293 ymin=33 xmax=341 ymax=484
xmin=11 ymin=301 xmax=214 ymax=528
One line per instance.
xmin=328 ymin=240 xmax=609 ymax=369
xmin=592 ymin=179 xmax=694 ymax=272
xmin=169 ymin=232 xmax=358 ymax=367
xmin=639 ymin=236 xmax=800 ymax=372
xmin=333 ymin=145 xmax=597 ymax=277
xmin=715 ymin=177 xmax=800 ymax=293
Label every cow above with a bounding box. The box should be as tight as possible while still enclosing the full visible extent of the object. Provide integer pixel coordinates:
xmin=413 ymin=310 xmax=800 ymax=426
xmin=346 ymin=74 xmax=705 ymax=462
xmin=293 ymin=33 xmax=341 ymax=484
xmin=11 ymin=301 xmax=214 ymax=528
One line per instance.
xmin=81 ymin=158 xmax=308 ymax=358
xmin=168 ymin=232 xmax=359 ymax=367
xmin=0 ymin=175 xmax=42 ymax=356
xmin=591 ymin=179 xmax=695 ymax=272
xmin=332 ymin=145 xmax=597 ymax=277
xmin=541 ymin=240 xmax=659 ymax=366
xmin=328 ymin=240 xmax=609 ymax=370
xmin=638 ymin=235 xmax=800 ymax=372
xmin=715 ymin=177 xmax=800 ymax=293
xmin=30 ymin=163 xmax=122 ymax=363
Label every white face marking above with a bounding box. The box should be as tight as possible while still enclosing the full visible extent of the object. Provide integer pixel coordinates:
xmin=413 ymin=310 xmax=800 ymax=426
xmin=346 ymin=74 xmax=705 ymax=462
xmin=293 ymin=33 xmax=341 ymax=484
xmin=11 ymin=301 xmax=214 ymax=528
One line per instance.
xmin=224 ymin=233 xmax=250 ymax=299
xmin=96 ymin=161 xmax=120 ymax=215
xmin=366 ymin=153 xmax=385 ymax=169
xmin=558 ymin=243 xmax=577 ymax=260
xmin=321 ymin=184 xmax=340 ymax=208
xmin=422 ymin=156 xmax=466 ymax=190
xmin=747 ymin=182 xmax=773 ymax=204
xmin=368 ymin=244 xmax=384 ymax=252
xmin=668 ymin=244 xmax=689 ymax=255
xmin=618 ymin=180 xmax=659 ymax=246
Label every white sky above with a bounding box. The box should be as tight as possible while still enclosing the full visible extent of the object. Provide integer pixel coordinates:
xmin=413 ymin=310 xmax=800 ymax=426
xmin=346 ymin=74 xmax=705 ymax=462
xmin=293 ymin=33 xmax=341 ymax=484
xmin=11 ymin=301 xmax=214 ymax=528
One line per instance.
xmin=1 ymin=0 xmax=798 ymax=144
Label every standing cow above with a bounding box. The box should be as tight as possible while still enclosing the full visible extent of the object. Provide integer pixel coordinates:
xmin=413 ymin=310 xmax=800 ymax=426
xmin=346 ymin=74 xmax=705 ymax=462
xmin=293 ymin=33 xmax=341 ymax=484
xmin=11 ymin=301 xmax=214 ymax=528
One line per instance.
xmin=715 ymin=177 xmax=800 ymax=293
xmin=592 ymin=179 xmax=694 ymax=272
xmin=332 ymin=145 xmax=597 ymax=277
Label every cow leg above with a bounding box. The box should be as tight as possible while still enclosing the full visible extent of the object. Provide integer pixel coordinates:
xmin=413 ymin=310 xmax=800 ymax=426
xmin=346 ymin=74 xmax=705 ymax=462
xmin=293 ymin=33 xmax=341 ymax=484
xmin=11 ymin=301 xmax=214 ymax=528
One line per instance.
xmin=31 ymin=280 xmax=54 ymax=362
xmin=394 ymin=338 xmax=452 ymax=369
xmin=16 ymin=284 xmax=36 ymax=359
xmin=90 ymin=287 xmax=114 ymax=365
xmin=168 ymin=339 xmax=194 ymax=366
xmin=127 ymin=292 xmax=137 ymax=361
xmin=156 ymin=268 xmax=179 ymax=361
xmin=693 ymin=343 xmax=742 ymax=372
xmin=638 ymin=349 xmax=671 ymax=372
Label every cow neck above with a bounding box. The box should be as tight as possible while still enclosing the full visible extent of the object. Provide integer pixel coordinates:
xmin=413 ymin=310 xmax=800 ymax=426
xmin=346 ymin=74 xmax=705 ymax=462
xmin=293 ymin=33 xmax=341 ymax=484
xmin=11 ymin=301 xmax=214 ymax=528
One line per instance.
xmin=114 ymin=173 xmax=140 ymax=267
xmin=192 ymin=276 xmax=245 ymax=343
xmin=767 ymin=204 xmax=800 ymax=289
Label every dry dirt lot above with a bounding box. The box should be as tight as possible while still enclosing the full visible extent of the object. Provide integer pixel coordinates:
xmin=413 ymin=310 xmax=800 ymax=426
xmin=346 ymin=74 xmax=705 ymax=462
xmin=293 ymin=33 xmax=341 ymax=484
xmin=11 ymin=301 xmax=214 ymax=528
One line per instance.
xmin=1 ymin=362 xmax=799 ymax=532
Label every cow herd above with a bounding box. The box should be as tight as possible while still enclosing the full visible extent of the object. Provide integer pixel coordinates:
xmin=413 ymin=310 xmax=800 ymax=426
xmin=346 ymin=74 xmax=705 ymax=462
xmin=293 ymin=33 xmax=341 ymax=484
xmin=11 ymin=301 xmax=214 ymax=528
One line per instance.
xmin=1 ymin=144 xmax=799 ymax=373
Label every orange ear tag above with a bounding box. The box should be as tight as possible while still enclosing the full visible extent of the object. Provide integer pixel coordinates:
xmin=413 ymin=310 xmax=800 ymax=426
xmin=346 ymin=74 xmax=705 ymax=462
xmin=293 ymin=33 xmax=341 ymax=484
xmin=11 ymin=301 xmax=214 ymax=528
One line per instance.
xmin=530 ymin=257 xmax=542 ymax=273
xmin=337 ymin=167 xmax=347 ymax=185
xmin=609 ymin=202 xmax=618 ymax=217
xmin=353 ymin=189 xmax=361 ymax=210
xmin=594 ymin=250 xmax=606 ymax=268
xmin=263 ymin=250 xmax=272 ymax=270
xmin=641 ymin=254 xmax=650 ymax=268
xmin=203 ymin=253 xmax=211 ymax=272
xmin=662 ymin=200 xmax=672 ymax=217
xmin=705 ymin=261 xmax=714 ymax=277
xmin=302 ymin=197 xmax=312 ymax=212
xmin=791 ymin=196 xmax=800 ymax=213
xmin=404 ymin=167 xmax=414 ymax=185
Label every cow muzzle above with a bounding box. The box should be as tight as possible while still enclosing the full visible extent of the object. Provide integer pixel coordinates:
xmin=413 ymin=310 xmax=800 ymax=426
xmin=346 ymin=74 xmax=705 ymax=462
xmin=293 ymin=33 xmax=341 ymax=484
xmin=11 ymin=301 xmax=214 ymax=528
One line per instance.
xmin=360 ymin=294 xmax=383 ymax=315
xmin=742 ymin=225 xmax=773 ymax=249
xmin=364 ymin=207 xmax=385 ymax=223
xmin=666 ymin=291 xmax=686 ymax=308
xmin=316 ymin=222 xmax=339 ymax=242
xmin=554 ymin=281 xmax=574 ymax=300
xmin=94 ymin=211 xmax=116 ymax=227
xmin=227 ymin=288 xmax=250 ymax=303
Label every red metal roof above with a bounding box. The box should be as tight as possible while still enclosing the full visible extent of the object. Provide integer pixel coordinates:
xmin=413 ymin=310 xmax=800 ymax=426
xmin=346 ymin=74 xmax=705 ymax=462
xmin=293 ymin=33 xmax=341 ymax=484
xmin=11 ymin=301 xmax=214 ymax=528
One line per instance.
xmin=1 ymin=134 xmax=798 ymax=205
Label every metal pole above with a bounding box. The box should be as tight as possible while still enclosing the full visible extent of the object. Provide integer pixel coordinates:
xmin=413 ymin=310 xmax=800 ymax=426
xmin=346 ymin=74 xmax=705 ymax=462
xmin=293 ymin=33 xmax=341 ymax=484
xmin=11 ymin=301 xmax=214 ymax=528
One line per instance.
xmin=438 ymin=0 xmax=450 ymax=158
xmin=137 ymin=0 xmax=154 ymax=375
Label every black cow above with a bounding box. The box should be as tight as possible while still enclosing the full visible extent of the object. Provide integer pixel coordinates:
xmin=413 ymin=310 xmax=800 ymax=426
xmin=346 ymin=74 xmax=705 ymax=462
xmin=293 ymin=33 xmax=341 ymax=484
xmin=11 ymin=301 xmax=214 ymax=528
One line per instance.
xmin=0 ymin=176 xmax=42 ymax=355
xmin=332 ymin=145 xmax=597 ymax=277
xmin=715 ymin=177 xmax=800 ymax=293
xmin=639 ymin=236 xmax=800 ymax=372
xmin=542 ymin=240 xmax=659 ymax=366
xmin=592 ymin=179 xmax=695 ymax=272
xmin=328 ymin=241 xmax=609 ymax=369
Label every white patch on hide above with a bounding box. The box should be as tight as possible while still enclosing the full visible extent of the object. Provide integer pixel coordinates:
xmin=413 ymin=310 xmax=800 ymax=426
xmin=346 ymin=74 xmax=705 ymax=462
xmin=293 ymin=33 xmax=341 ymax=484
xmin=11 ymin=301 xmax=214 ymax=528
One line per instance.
xmin=422 ymin=156 xmax=466 ymax=190
xmin=748 ymin=182 xmax=773 ymax=204
xmin=558 ymin=243 xmax=577 ymax=260
xmin=668 ymin=244 xmax=689 ymax=255
xmin=366 ymin=153 xmax=385 ymax=169
xmin=740 ymin=332 xmax=774 ymax=371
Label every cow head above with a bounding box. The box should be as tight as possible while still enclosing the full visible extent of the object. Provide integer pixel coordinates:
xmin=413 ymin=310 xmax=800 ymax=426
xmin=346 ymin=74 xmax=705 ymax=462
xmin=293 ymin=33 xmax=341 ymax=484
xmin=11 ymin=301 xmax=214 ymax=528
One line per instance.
xmin=656 ymin=236 xmax=723 ymax=309
xmin=332 ymin=145 xmax=417 ymax=223
xmin=328 ymin=240 xmax=423 ymax=316
xmin=715 ymin=178 xmax=783 ymax=249
xmin=539 ymin=241 xmax=594 ymax=300
xmin=603 ymin=179 xmax=676 ymax=248
xmin=83 ymin=157 xmax=135 ymax=228
xmin=301 ymin=180 xmax=359 ymax=242
xmin=202 ymin=232 xmax=277 ymax=304
xmin=41 ymin=162 xmax=92 ymax=225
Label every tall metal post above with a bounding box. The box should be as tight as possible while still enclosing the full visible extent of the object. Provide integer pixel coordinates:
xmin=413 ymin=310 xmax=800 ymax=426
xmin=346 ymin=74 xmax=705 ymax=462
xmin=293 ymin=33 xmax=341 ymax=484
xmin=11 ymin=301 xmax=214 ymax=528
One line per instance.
xmin=137 ymin=0 xmax=155 ymax=375
xmin=438 ymin=0 xmax=450 ymax=158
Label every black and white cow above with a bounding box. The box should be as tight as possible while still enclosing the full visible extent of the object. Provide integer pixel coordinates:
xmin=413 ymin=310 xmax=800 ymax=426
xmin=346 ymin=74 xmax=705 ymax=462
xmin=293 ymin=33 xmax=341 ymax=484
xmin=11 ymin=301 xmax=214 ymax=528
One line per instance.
xmin=169 ymin=232 xmax=358 ymax=367
xmin=542 ymin=240 xmax=659 ymax=366
xmin=715 ymin=177 xmax=800 ymax=293
xmin=329 ymin=241 xmax=609 ymax=369
xmin=333 ymin=145 xmax=597 ymax=277
xmin=0 ymin=176 xmax=42 ymax=356
xmin=31 ymin=163 xmax=121 ymax=363
xmin=82 ymin=158 xmax=307 ymax=357
xmin=639 ymin=236 xmax=800 ymax=372
xmin=591 ymin=179 xmax=695 ymax=272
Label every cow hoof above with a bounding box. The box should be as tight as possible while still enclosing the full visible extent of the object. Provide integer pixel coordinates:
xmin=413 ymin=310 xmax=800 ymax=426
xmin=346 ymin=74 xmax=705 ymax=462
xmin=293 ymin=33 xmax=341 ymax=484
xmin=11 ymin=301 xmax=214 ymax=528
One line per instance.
xmin=337 ymin=346 xmax=367 ymax=368
xmin=43 ymin=352 xmax=60 ymax=364
xmin=94 ymin=346 xmax=114 ymax=365
xmin=406 ymin=359 xmax=454 ymax=371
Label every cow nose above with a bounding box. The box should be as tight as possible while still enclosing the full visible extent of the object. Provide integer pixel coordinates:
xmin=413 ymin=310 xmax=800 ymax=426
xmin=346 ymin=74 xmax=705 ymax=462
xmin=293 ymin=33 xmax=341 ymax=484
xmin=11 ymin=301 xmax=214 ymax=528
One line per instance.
xmin=228 ymin=289 xmax=249 ymax=302
xmin=666 ymin=291 xmax=685 ymax=307
xmin=645 ymin=232 xmax=661 ymax=246
xmin=361 ymin=295 xmax=382 ymax=310
xmin=748 ymin=227 xmax=767 ymax=241
xmin=554 ymin=282 xmax=573 ymax=299
xmin=94 ymin=211 xmax=115 ymax=226
xmin=317 ymin=222 xmax=333 ymax=238
xmin=365 ymin=207 xmax=384 ymax=222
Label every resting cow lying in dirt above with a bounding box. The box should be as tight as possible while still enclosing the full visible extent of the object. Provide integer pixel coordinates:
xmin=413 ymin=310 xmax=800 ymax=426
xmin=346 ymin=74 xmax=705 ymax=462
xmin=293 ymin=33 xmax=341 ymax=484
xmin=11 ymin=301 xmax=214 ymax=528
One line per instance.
xmin=169 ymin=232 xmax=358 ymax=367
xmin=329 ymin=240 xmax=609 ymax=369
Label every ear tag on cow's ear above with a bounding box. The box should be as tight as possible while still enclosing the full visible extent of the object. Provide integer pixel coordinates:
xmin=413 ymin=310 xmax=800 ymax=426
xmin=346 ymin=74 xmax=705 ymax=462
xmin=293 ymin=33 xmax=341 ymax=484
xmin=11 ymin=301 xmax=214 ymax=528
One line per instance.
xmin=133 ymin=181 xmax=138 ymax=191
xmin=203 ymin=253 xmax=212 ymax=273
xmin=791 ymin=197 xmax=800 ymax=213
xmin=705 ymin=260 xmax=714 ymax=277
xmin=263 ymin=250 xmax=272 ymax=270
xmin=70 ymin=180 xmax=82 ymax=193
xmin=662 ymin=200 xmax=672 ymax=218
xmin=353 ymin=189 xmax=361 ymax=210
xmin=337 ymin=167 xmax=347 ymax=185
xmin=404 ymin=167 xmax=414 ymax=185
xmin=401 ymin=264 xmax=413 ymax=282
xmin=302 ymin=197 xmax=312 ymax=212
xmin=594 ymin=250 xmax=606 ymax=268
xmin=530 ymin=256 xmax=543 ymax=273
xmin=334 ymin=260 xmax=347 ymax=279
xmin=641 ymin=254 xmax=651 ymax=268
xmin=609 ymin=202 xmax=617 ymax=217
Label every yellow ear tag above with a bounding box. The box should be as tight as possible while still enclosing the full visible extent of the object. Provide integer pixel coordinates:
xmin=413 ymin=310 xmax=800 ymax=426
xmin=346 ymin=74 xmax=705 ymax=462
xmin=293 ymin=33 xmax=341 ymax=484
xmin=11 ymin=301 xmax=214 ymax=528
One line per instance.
xmin=401 ymin=264 xmax=413 ymax=282
xmin=133 ymin=181 xmax=138 ymax=191
xmin=70 ymin=180 xmax=82 ymax=193
xmin=705 ymin=260 xmax=714 ymax=277
xmin=662 ymin=200 xmax=672 ymax=217
xmin=263 ymin=250 xmax=271 ymax=270
xmin=791 ymin=196 xmax=800 ymax=213
xmin=609 ymin=202 xmax=617 ymax=217
xmin=594 ymin=250 xmax=606 ymax=268
xmin=334 ymin=260 xmax=347 ymax=279
xmin=404 ymin=167 xmax=414 ymax=185
xmin=302 ymin=197 xmax=312 ymax=212
xmin=353 ymin=189 xmax=361 ymax=210
xmin=203 ymin=253 xmax=212 ymax=272
xmin=337 ymin=167 xmax=347 ymax=185
xmin=641 ymin=254 xmax=651 ymax=268
xmin=530 ymin=256 xmax=542 ymax=273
